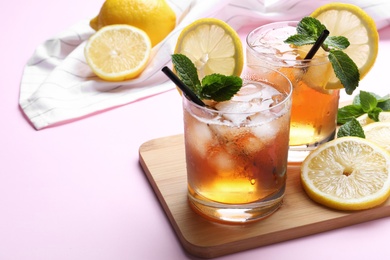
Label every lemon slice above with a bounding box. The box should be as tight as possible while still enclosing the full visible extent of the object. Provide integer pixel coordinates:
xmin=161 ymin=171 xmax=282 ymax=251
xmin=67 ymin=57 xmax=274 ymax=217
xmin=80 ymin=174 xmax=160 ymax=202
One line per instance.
xmin=84 ymin=24 xmax=151 ymax=81
xmin=174 ymin=18 xmax=243 ymax=80
xmin=310 ymin=3 xmax=379 ymax=90
xmin=357 ymin=112 xmax=390 ymax=127
xmin=363 ymin=122 xmax=390 ymax=153
xmin=301 ymin=137 xmax=390 ymax=210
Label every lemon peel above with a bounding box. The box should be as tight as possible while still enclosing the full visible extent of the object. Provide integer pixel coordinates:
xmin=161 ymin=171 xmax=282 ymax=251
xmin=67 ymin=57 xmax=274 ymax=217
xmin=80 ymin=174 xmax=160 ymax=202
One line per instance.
xmin=90 ymin=0 xmax=176 ymax=46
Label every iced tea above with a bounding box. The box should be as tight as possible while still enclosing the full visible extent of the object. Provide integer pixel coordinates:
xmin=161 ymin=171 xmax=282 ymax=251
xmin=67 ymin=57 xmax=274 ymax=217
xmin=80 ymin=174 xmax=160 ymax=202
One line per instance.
xmin=246 ymin=21 xmax=340 ymax=161
xmin=183 ymin=66 xmax=292 ymax=223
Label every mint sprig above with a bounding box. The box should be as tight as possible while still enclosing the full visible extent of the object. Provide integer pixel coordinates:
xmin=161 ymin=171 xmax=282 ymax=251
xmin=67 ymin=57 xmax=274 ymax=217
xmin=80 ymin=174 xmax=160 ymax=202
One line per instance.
xmin=171 ymin=54 xmax=242 ymax=101
xmin=337 ymin=91 xmax=390 ymax=124
xmin=284 ymin=17 xmax=360 ymax=95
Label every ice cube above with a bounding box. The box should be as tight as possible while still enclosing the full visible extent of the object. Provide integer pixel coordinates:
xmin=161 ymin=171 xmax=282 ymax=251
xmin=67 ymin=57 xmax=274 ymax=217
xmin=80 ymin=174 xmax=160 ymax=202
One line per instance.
xmin=232 ymin=83 xmax=263 ymax=102
xmin=269 ymin=93 xmax=288 ymax=114
xmin=215 ymin=101 xmax=253 ymax=126
xmin=251 ymin=118 xmax=278 ymax=143
xmin=240 ymin=134 xmax=264 ymax=154
xmin=249 ymin=111 xmax=273 ymax=125
xmin=186 ymin=120 xmax=213 ymax=158
xmin=210 ymin=151 xmax=235 ymax=178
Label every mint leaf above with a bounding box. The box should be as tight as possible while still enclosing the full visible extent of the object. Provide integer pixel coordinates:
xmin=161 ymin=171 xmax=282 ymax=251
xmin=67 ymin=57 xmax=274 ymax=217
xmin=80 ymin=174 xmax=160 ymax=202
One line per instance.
xmin=354 ymin=92 xmax=390 ymax=111
xmin=325 ymin=36 xmax=350 ymax=50
xmin=337 ymin=118 xmax=365 ymax=138
xmin=297 ymin=17 xmax=326 ymax=38
xmin=359 ymin=90 xmax=378 ymax=112
xmin=284 ymin=17 xmax=324 ymax=46
xmin=285 ymin=34 xmax=316 ymax=46
xmin=352 ymin=91 xmax=379 ymax=105
xmin=337 ymin=104 xmax=365 ymax=124
xmin=368 ymin=107 xmax=383 ymax=121
xmin=328 ymin=49 xmax=360 ymax=95
xmin=378 ymin=99 xmax=390 ymax=111
xmin=172 ymin=54 xmax=202 ymax=95
xmin=377 ymin=94 xmax=390 ymax=111
xmin=201 ymin=74 xmax=242 ymax=101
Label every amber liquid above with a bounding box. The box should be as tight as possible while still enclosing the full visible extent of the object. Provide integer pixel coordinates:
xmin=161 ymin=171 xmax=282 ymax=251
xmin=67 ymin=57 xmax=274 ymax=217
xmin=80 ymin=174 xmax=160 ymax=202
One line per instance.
xmin=278 ymin=65 xmax=340 ymax=147
xmin=185 ymin=126 xmax=289 ymax=204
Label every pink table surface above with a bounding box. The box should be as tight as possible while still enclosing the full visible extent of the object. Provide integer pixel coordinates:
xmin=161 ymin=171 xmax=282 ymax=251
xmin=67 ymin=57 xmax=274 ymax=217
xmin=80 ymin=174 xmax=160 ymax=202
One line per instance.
xmin=1 ymin=1 xmax=390 ymax=259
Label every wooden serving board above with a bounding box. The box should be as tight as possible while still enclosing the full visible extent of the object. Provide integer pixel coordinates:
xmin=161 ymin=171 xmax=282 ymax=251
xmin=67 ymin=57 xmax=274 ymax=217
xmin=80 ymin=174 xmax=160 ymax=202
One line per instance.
xmin=139 ymin=134 xmax=390 ymax=259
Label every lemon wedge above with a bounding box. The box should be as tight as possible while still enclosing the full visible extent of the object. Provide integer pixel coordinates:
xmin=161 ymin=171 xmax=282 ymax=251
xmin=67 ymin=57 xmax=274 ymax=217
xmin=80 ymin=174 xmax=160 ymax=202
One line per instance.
xmin=84 ymin=24 xmax=151 ymax=81
xmin=310 ymin=3 xmax=379 ymax=90
xmin=363 ymin=122 xmax=390 ymax=153
xmin=174 ymin=18 xmax=243 ymax=80
xmin=301 ymin=137 xmax=390 ymax=210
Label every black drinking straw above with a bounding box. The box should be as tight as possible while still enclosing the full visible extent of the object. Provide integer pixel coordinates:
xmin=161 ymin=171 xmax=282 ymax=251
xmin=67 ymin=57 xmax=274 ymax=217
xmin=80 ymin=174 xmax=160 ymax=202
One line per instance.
xmin=161 ymin=66 xmax=206 ymax=107
xmin=304 ymin=29 xmax=330 ymax=59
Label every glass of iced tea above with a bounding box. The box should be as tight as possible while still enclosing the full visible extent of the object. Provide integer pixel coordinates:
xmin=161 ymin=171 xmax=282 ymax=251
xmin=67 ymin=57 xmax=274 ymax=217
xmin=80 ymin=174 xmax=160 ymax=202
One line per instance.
xmin=183 ymin=65 xmax=292 ymax=223
xmin=246 ymin=21 xmax=340 ymax=162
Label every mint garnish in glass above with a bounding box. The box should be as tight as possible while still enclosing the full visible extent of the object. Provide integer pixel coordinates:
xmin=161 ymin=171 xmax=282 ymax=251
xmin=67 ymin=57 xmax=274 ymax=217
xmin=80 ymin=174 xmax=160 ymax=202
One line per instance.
xmin=284 ymin=17 xmax=360 ymax=95
xmin=171 ymin=54 xmax=242 ymax=102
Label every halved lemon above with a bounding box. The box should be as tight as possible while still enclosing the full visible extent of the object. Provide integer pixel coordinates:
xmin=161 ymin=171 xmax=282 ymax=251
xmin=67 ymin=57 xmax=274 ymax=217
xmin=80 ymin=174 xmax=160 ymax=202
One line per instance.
xmin=310 ymin=3 xmax=379 ymax=90
xmin=363 ymin=122 xmax=390 ymax=153
xmin=174 ymin=18 xmax=243 ymax=80
xmin=301 ymin=137 xmax=390 ymax=210
xmin=357 ymin=112 xmax=390 ymax=127
xmin=85 ymin=24 xmax=151 ymax=81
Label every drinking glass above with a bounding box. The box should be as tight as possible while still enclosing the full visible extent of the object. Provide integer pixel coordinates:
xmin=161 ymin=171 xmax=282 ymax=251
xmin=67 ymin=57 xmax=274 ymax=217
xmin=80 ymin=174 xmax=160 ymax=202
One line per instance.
xmin=246 ymin=21 xmax=340 ymax=162
xmin=183 ymin=65 xmax=292 ymax=223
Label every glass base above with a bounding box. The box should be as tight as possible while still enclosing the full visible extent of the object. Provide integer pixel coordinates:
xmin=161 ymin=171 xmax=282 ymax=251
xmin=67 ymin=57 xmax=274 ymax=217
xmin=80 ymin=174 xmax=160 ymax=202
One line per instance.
xmin=288 ymin=130 xmax=336 ymax=163
xmin=288 ymin=148 xmax=311 ymax=163
xmin=187 ymin=186 xmax=285 ymax=224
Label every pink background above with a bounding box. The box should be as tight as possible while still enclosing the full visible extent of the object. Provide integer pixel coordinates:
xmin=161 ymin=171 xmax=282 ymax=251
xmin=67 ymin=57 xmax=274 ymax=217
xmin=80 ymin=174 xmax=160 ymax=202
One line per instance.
xmin=1 ymin=0 xmax=390 ymax=259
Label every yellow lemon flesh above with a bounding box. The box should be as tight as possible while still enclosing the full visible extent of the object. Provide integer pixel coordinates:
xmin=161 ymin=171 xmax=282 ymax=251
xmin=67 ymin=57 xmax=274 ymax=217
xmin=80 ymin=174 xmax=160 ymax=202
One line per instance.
xmin=363 ymin=122 xmax=390 ymax=153
xmin=174 ymin=18 xmax=244 ymax=81
xmin=90 ymin=0 xmax=176 ymax=47
xmin=301 ymin=137 xmax=390 ymax=211
xmin=357 ymin=112 xmax=390 ymax=127
xmin=310 ymin=3 xmax=379 ymax=90
xmin=84 ymin=24 xmax=151 ymax=81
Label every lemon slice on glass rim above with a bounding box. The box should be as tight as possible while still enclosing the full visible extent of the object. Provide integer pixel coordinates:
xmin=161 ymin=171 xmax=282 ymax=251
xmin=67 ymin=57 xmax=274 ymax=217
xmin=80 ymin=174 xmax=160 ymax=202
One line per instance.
xmin=301 ymin=137 xmax=390 ymax=211
xmin=310 ymin=3 xmax=379 ymax=90
xmin=174 ymin=18 xmax=243 ymax=81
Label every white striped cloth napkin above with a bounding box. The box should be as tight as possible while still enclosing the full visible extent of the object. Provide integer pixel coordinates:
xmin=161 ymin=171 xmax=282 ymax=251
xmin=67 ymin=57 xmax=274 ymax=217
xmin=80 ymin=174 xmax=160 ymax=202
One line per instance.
xmin=19 ymin=0 xmax=390 ymax=130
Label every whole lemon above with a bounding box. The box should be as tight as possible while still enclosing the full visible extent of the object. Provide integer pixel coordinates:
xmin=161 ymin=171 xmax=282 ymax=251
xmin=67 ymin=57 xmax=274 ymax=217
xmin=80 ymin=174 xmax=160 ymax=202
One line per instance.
xmin=90 ymin=0 xmax=176 ymax=47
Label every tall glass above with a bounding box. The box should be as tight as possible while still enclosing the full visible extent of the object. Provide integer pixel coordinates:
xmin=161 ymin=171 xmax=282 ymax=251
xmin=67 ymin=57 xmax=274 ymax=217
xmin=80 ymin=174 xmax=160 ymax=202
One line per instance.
xmin=246 ymin=21 xmax=340 ymax=162
xmin=183 ymin=66 xmax=292 ymax=223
